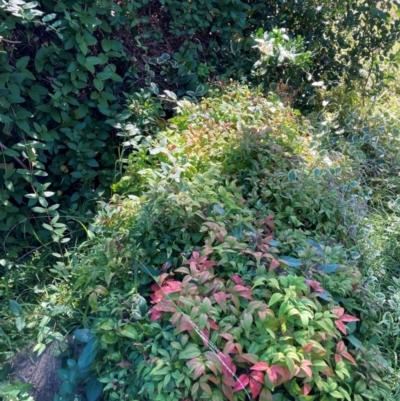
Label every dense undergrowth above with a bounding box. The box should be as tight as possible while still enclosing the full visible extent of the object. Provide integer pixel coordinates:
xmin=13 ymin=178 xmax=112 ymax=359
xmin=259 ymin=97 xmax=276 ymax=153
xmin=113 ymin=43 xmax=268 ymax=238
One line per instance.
xmin=1 ymin=1 xmax=400 ymax=401
xmin=2 ymin=80 xmax=400 ymax=400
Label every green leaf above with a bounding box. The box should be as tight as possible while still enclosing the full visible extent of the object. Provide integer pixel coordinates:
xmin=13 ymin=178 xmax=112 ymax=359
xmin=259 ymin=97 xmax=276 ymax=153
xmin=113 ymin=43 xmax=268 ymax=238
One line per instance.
xmin=74 ymin=329 xmax=94 ymax=343
xmin=285 ymin=356 xmax=295 ymax=375
xmin=179 ymin=346 xmax=201 ymax=360
xmin=288 ymin=169 xmax=297 ymax=181
xmin=88 ymin=293 xmax=98 ymax=313
xmin=330 ymin=390 xmax=344 ymax=398
xmin=85 ymin=375 xmax=103 ymax=401
xmin=16 ymin=56 xmax=30 ymax=70
xmin=78 ymin=338 xmax=98 ymax=372
xmin=213 ymin=204 xmax=226 ymax=215
xmin=42 ymin=13 xmax=57 ymax=22
xmin=347 ymin=334 xmax=364 ymax=349
xmin=0 ymin=114 xmax=12 ymax=123
xmin=79 ymin=41 xmax=88 ymax=55
xmin=86 ymin=158 xmax=99 ymax=167
xmin=97 ymin=71 xmax=113 ymax=80
xmin=93 ymin=79 xmax=103 ymax=91
xmin=16 ymin=316 xmax=26 ymax=331
xmin=268 ymin=293 xmax=283 ymax=307
xmin=77 ymin=104 xmax=88 ymax=118
xmin=9 ymin=300 xmax=23 ymax=316
xmin=101 ymin=39 xmax=112 ymax=52
xmin=119 ymin=324 xmax=138 ymax=340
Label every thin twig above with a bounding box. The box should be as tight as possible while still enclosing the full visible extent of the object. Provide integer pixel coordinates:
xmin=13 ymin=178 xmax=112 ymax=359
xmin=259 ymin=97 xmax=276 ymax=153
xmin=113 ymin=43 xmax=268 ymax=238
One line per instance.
xmin=0 ymin=38 xmax=22 ymax=44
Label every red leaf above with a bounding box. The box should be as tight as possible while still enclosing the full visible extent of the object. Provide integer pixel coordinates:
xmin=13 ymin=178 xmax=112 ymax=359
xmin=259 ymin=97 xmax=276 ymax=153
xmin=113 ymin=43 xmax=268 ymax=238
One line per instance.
xmin=301 ymin=383 xmax=312 ymax=396
xmin=208 ymin=319 xmax=219 ymax=330
xmin=233 ymin=374 xmax=249 ymax=392
xmin=213 ymin=292 xmax=228 ymax=312
xmin=331 ymin=307 xmax=344 ymax=318
xmin=179 ymin=317 xmax=193 ymax=333
xmin=341 ymin=351 xmax=357 ymax=366
xmin=334 ymin=353 xmax=342 ymax=364
xmin=302 ymin=343 xmax=313 ymax=354
xmin=334 ymin=320 xmax=347 ymax=335
xmin=231 ymin=275 xmax=243 ymax=285
xmin=250 ymin=362 xmax=269 ymax=371
xmin=249 ymin=377 xmax=263 ymax=399
xmin=219 ymin=333 xmax=234 ymax=341
xmin=336 ymin=341 xmax=345 ymax=353
xmin=267 ymin=365 xmax=284 ymax=383
xmin=218 ymin=352 xmax=236 ymax=377
xmin=269 ymin=259 xmax=280 ymax=271
xmin=250 ymin=371 xmax=264 ymax=384
xmin=148 ymin=308 xmax=162 ymax=321
xmin=340 ymin=314 xmax=359 ymax=323
xmin=305 ymin=279 xmax=324 ymax=293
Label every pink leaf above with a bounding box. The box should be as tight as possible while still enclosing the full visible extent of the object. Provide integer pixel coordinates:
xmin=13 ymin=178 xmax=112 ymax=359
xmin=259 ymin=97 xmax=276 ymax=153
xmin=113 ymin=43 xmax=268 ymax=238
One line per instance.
xmin=231 ymin=275 xmax=243 ymax=285
xmin=269 ymin=259 xmax=280 ymax=271
xmin=302 ymin=343 xmax=313 ymax=354
xmin=334 ymin=320 xmax=347 ymax=334
xmin=218 ymin=352 xmax=236 ymax=378
xmin=250 ymin=371 xmax=264 ymax=384
xmin=331 ymin=307 xmax=344 ymax=318
xmin=208 ymin=319 xmax=219 ymax=330
xmin=336 ymin=341 xmax=345 ymax=353
xmin=305 ymin=279 xmax=324 ymax=293
xmin=250 ymin=362 xmax=269 ymax=371
xmin=341 ymin=351 xmax=357 ymax=366
xmin=213 ymin=292 xmax=228 ymax=312
xmin=233 ymin=374 xmax=250 ymax=392
xmin=219 ymin=333 xmax=234 ymax=341
xmin=340 ymin=314 xmax=359 ymax=323
xmin=301 ymin=383 xmax=312 ymax=396
xmin=267 ymin=365 xmax=284 ymax=383
xmin=249 ymin=377 xmax=262 ymax=399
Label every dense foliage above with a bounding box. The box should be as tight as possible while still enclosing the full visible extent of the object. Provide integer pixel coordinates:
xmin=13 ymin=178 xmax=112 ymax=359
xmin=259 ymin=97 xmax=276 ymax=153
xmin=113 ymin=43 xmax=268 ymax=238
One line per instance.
xmin=1 ymin=1 xmax=400 ymax=401
xmin=0 ymin=0 xmax=399 ymax=257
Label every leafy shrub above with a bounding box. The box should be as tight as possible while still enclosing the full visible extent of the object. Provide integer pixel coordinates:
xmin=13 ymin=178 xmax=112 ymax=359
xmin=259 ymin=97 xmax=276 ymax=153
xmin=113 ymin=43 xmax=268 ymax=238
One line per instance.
xmin=0 ymin=0 xmax=399 ymax=257
xmin=143 ymin=248 xmax=386 ymax=401
xmin=34 ymin=84 xmax=388 ymax=401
